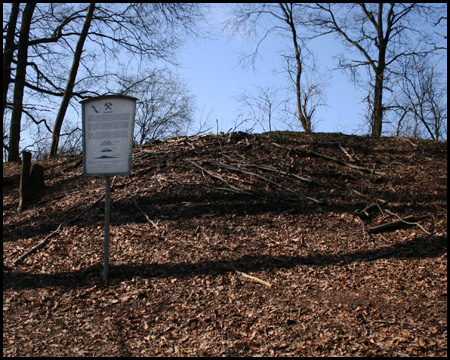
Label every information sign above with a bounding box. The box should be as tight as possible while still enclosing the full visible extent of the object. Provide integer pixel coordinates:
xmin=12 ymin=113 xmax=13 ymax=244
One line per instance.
xmin=81 ymin=95 xmax=137 ymax=280
xmin=81 ymin=95 xmax=137 ymax=176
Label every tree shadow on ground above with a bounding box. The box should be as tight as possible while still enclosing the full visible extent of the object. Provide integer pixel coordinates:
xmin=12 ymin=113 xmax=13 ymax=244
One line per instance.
xmin=4 ymin=234 xmax=446 ymax=291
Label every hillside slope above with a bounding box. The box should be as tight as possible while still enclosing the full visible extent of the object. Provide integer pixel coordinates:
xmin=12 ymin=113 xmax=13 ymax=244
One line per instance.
xmin=3 ymin=132 xmax=447 ymax=356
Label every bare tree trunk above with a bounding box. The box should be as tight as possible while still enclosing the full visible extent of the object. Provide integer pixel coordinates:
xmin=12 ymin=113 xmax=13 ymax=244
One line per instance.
xmin=280 ymin=4 xmax=312 ymax=134
xmin=294 ymin=44 xmax=309 ymax=132
xmin=8 ymin=3 xmax=36 ymax=162
xmin=2 ymin=3 xmax=20 ymax=121
xmin=372 ymin=67 xmax=384 ymax=138
xmin=48 ymin=3 xmax=95 ymax=159
xmin=371 ymin=35 xmax=387 ymax=138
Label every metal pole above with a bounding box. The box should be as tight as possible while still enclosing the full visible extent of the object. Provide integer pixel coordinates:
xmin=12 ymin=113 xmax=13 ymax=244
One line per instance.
xmin=103 ymin=176 xmax=111 ymax=281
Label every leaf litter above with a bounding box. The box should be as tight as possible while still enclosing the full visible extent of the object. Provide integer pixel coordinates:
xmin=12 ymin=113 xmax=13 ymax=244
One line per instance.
xmin=3 ymin=132 xmax=447 ymax=356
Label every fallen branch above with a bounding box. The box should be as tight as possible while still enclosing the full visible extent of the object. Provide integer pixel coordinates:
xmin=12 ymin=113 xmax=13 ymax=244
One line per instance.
xmin=211 ymin=161 xmax=323 ymax=204
xmin=14 ymin=178 xmax=117 ymax=266
xmin=69 ymin=193 xmax=105 ymax=223
xmin=272 ymin=142 xmax=385 ymax=176
xmin=395 ymin=136 xmax=424 ymax=153
xmin=14 ymin=224 xmax=63 ymax=265
xmin=187 ymin=159 xmax=255 ymax=197
xmin=231 ymin=163 xmax=321 ymax=203
xmin=339 ymin=142 xmax=356 ymax=162
xmin=235 ymin=270 xmax=272 ymax=287
xmin=132 ymin=196 xmax=159 ymax=230
xmin=239 ymin=162 xmax=324 ymax=187
xmin=367 ymin=215 xmax=430 ymax=234
xmin=385 ymin=210 xmax=432 ymax=234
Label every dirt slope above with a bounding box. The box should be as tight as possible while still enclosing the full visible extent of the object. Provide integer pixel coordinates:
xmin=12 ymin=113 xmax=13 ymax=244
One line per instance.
xmin=3 ymin=132 xmax=447 ymax=356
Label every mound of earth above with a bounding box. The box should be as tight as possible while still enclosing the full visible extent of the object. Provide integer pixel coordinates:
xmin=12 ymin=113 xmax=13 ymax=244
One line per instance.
xmin=3 ymin=132 xmax=447 ymax=356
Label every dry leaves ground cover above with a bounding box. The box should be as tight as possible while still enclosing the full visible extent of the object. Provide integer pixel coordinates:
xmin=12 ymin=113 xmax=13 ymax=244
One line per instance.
xmin=3 ymin=132 xmax=447 ymax=356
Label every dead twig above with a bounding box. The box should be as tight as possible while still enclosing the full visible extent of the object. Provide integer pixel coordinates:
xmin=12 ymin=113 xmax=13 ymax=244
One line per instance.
xmin=385 ymin=210 xmax=432 ymax=234
xmin=14 ymin=177 xmax=118 ymax=266
xmin=395 ymin=136 xmax=424 ymax=153
xmin=69 ymin=193 xmax=106 ymax=223
xmin=368 ymin=215 xmax=431 ymax=234
xmin=211 ymin=161 xmax=323 ymax=204
xmin=187 ymin=159 xmax=255 ymax=197
xmin=339 ymin=142 xmax=356 ymax=162
xmin=234 ymin=270 xmax=272 ymax=287
xmin=272 ymin=142 xmax=386 ymax=176
xmin=14 ymin=224 xmax=63 ymax=265
xmin=355 ymin=216 xmax=368 ymax=241
xmin=239 ymin=162 xmax=324 ymax=187
xmin=132 ymin=196 xmax=159 ymax=230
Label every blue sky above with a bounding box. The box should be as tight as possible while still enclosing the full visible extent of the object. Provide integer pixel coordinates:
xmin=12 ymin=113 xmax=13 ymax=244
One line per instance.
xmin=8 ymin=3 xmax=445 ymax=160
xmin=178 ymin=4 xmax=366 ymax=135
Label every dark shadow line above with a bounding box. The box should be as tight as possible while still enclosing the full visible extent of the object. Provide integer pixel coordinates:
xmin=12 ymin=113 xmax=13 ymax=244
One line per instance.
xmin=3 ymin=234 xmax=446 ymax=290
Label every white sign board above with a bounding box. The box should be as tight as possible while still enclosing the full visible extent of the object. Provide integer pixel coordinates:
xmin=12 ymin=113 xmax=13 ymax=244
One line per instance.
xmin=81 ymin=95 xmax=137 ymax=176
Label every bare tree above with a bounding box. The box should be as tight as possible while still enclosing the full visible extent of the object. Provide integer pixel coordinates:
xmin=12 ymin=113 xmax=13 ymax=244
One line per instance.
xmin=3 ymin=4 xmax=88 ymax=120
xmin=8 ymin=3 xmax=36 ymax=162
xmin=48 ymin=3 xmax=95 ymax=159
xmin=305 ymin=3 xmax=446 ymax=138
xmin=235 ymin=85 xmax=287 ymax=133
xmin=48 ymin=3 xmax=206 ymax=158
xmin=4 ymin=3 xmax=207 ymax=160
xmin=118 ymin=69 xmax=196 ymax=144
xmin=2 ymin=3 xmax=20 ymax=121
xmin=3 ymin=3 xmax=99 ymax=161
xmin=393 ymin=54 xmax=447 ymax=140
xmin=225 ymin=3 xmax=322 ymax=133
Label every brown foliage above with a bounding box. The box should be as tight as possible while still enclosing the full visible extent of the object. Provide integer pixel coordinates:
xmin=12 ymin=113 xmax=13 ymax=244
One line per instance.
xmin=3 ymin=132 xmax=447 ymax=356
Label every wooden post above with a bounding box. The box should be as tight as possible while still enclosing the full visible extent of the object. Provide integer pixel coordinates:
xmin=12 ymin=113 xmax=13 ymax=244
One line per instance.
xmin=30 ymin=164 xmax=45 ymax=191
xmin=103 ymin=176 xmax=111 ymax=281
xmin=17 ymin=151 xmax=31 ymax=213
